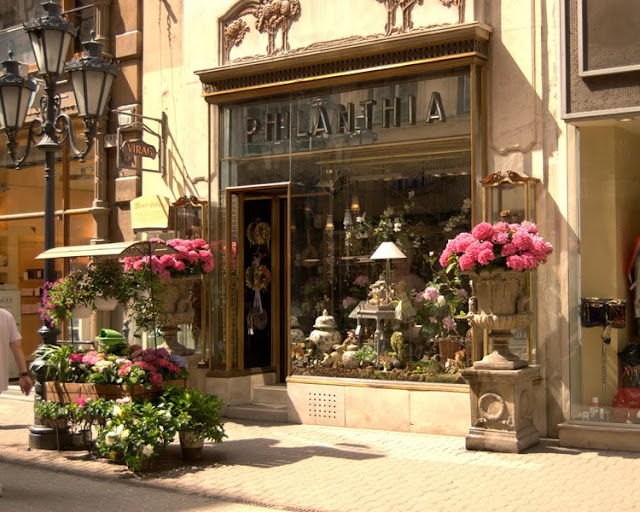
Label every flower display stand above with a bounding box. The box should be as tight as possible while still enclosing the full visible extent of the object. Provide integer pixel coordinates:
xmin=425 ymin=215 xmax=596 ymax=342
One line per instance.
xmin=45 ymin=379 xmax=186 ymax=404
xmin=461 ymin=365 xmax=541 ymax=453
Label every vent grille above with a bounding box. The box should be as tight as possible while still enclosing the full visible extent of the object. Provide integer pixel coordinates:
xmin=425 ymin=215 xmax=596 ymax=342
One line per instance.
xmin=308 ymin=392 xmax=338 ymax=419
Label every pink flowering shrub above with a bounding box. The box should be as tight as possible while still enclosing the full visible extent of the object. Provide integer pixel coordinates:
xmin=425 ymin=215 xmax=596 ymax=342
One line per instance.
xmin=123 ymin=238 xmax=215 ymax=280
xmin=439 ymin=221 xmax=553 ymax=273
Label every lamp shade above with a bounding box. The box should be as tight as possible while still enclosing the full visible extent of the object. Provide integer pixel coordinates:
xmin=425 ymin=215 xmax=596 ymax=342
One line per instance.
xmin=65 ymin=38 xmax=118 ymax=118
xmin=370 ymin=241 xmax=407 ymax=261
xmin=0 ymin=53 xmax=38 ymax=131
xmin=24 ymin=1 xmax=76 ymax=76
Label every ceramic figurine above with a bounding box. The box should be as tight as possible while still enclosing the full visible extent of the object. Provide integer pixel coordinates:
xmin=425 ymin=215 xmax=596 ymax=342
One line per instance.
xmin=290 ymin=315 xmax=305 ymax=346
xmin=309 ymin=309 xmax=342 ymax=353
xmin=341 ymin=330 xmax=359 ymax=369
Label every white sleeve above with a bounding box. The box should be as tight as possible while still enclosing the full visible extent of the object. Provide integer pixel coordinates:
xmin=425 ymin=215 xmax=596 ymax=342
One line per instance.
xmin=8 ymin=314 xmax=21 ymax=343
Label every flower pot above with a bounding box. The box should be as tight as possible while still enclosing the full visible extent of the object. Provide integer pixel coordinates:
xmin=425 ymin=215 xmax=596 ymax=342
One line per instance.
xmin=94 ymin=296 xmax=118 ymax=311
xmin=179 ymin=430 xmax=205 ymax=461
xmin=42 ymin=417 xmax=68 ymax=429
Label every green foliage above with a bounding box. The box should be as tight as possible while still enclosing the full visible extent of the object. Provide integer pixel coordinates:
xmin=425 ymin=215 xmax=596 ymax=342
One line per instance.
xmin=30 ymin=344 xmax=87 ymax=383
xmin=160 ymin=385 xmax=226 ymax=443
xmin=34 ymin=400 xmax=69 ymax=420
xmin=94 ymin=400 xmax=178 ymax=473
xmin=354 ymin=344 xmax=377 ymax=366
xmin=413 ymin=251 xmax=470 ymax=340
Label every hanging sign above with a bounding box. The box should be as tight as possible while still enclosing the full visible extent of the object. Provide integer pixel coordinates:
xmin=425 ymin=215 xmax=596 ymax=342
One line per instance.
xmin=121 ymin=139 xmax=157 ymax=160
xmin=130 ymin=195 xmax=170 ymax=230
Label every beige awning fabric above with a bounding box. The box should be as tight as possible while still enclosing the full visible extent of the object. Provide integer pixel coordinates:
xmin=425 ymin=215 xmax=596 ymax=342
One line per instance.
xmin=36 ymin=240 xmax=178 ymax=260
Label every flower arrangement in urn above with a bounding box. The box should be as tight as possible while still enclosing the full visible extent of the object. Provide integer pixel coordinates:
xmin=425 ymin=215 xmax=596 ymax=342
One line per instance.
xmin=123 ymin=238 xmax=214 ymax=280
xmin=438 ymin=221 xmax=553 ymax=273
xmin=414 ymin=252 xmax=469 ymax=340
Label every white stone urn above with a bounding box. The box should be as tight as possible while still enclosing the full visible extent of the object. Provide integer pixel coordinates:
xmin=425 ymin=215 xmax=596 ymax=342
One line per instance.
xmin=309 ymin=309 xmax=342 ymax=353
xmin=466 ymin=269 xmax=531 ymax=370
xmin=157 ymin=276 xmax=199 ymax=355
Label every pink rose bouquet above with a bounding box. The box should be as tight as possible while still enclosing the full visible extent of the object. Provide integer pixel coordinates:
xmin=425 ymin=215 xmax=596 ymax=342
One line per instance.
xmin=439 ymin=221 xmax=553 ymax=273
xmin=123 ymin=238 xmax=215 ymax=280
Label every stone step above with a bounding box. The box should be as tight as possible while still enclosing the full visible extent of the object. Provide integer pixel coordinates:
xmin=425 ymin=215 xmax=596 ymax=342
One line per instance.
xmin=223 ymin=403 xmax=289 ymax=423
xmin=252 ymin=384 xmax=288 ymax=405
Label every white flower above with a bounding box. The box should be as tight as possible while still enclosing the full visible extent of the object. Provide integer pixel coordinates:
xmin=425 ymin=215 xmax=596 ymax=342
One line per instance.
xmin=120 ymin=428 xmax=130 ymax=440
xmin=393 ymin=222 xmax=402 ymax=232
xmin=383 ymin=207 xmax=394 ymax=217
xmin=356 ymin=216 xmax=364 ymax=224
xmin=142 ymin=444 xmax=155 ymax=457
xmin=112 ymin=405 xmax=122 ymax=417
xmin=437 ymin=295 xmax=446 ymax=306
xmin=105 ymin=431 xmax=117 ymax=446
xmin=163 ymin=411 xmax=172 ymax=422
xmin=429 ymin=251 xmax=434 ymax=257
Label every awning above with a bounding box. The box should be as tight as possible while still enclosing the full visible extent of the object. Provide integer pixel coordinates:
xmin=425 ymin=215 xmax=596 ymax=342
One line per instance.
xmin=36 ymin=240 xmax=178 ymax=260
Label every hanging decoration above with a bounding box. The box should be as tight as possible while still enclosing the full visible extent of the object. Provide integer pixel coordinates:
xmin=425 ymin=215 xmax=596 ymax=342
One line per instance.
xmin=247 ymin=219 xmax=272 ymax=248
xmin=245 ymin=254 xmax=271 ymax=335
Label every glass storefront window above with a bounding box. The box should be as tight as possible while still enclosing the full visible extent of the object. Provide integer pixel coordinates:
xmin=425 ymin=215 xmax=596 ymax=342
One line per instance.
xmin=219 ymin=68 xmax=476 ymax=381
xmin=572 ymin=125 xmax=640 ymax=426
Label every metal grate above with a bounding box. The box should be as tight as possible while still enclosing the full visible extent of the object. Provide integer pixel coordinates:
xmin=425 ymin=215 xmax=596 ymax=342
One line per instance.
xmin=307 ymin=392 xmax=338 ymax=419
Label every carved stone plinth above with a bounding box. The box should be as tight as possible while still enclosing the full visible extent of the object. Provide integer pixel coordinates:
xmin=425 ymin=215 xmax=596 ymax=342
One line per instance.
xmin=461 ymin=365 xmax=541 ymax=453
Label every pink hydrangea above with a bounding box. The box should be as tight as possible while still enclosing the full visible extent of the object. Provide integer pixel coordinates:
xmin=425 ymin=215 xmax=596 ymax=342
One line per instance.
xmin=471 ymin=222 xmax=495 ymax=241
xmin=439 ymin=221 xmax=552 ymax=274
xmin=149 ymin=372 xmax=163 ymax=387
xmin=424 ymin=286 xmax=440 ymax=302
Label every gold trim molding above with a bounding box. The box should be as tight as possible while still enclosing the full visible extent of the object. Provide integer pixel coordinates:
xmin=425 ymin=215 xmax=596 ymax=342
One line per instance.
xmin=199 ymin=22 xmax=491 ymax=103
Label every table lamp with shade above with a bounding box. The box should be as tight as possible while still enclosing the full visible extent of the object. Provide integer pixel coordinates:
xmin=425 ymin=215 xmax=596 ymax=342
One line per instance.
xmin=370 ymin=241 xmax=407 ymax=305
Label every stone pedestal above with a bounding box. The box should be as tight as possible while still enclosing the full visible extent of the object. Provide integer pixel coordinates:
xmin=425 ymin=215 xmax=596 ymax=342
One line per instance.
xmin=461 ymin=365 xmax=541 ymax=453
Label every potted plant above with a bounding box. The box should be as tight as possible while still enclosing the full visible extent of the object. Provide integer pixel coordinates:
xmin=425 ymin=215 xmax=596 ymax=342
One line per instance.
xmin=35 ymin=401 xmax=69 ymax=429
xmin=413 ymin=251 xmax=470 ymax=361
xmin=160 ymin=384 xmax=226 ymax=460
xmin=94 ymin=400 xmax=178 ymax=472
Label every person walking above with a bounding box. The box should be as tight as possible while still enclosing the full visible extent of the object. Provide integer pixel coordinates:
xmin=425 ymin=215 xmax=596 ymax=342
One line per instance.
xmin=0 ymin=308 xmax=32 ymax=397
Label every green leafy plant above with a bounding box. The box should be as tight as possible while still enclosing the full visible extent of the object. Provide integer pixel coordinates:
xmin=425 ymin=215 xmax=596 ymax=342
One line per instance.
xmin=30 ymin=344 xmax=91 ymax=383
xmin=160 ymin=385 xmax=226 ymax=443
xmin=35 ymin=401 xmax=69 ymax=428
xmin=94 ymin=400 xmax=178 ymax=472
xmin=354 ymin=345 xmax=377 ymax=367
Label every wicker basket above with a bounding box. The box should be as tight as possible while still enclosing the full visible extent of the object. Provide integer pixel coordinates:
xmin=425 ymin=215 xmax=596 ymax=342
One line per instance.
xmin=438 ymin=336 xmax=465 ymax=361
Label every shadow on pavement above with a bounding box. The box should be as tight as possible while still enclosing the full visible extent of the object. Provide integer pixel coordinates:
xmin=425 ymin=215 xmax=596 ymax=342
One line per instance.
xmin=145 ymin=436 xmax=383 ymax=479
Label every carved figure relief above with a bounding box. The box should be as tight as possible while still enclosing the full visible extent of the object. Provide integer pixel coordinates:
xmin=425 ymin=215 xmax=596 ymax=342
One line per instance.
xmin=376 ymin=0 xmax=464 ymax=35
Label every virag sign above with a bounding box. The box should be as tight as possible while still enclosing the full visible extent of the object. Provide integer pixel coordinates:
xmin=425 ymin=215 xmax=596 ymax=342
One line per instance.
xmin=121 ymin=139 xmax=157 ymax=160
xmin=245 ymin=91 xmax=447 ymax=144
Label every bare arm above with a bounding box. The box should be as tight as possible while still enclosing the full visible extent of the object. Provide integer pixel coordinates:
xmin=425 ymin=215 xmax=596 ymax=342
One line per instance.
xmin=9 ymin=340 xmax=33 ymax=396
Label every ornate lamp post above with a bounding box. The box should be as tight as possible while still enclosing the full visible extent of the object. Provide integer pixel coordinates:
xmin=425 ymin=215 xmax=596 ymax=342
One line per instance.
xmin=0 ymin=0 xmax=118 ymax=449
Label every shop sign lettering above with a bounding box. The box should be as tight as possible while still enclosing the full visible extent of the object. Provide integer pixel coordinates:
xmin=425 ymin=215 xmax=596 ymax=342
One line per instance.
xmin=245 ymin=91 xmax=446 ymax=143
xmin=121 ymin=139 xmax=157 ymax=159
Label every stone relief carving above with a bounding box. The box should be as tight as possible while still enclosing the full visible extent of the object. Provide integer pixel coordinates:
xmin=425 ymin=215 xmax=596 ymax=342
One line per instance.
xmin=220 ymin=0 xmax=466 ymax=65
xmin=224 ymin=18 xmax=251 ymax=63
xmin=376 ymin=0 xmax=464 ymax=35
xmin=222 ymin=0 xmax=302 ymax=63
xmin=475 ymin=392 xmax=514 ymax=429
xmin=518 ymin=389 xmax=534 ymax=426
xmin=254 ymin=0 xmax=301 ymax=56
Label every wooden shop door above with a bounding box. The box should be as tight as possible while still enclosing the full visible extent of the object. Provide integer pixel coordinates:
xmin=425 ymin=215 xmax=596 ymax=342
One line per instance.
xmin=226 ymin=184 xmax=290 ymax=382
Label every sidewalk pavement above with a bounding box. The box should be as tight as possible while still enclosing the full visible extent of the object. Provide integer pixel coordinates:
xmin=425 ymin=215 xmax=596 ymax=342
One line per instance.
xmin=1 ymin=388 xmax=639 ymax=512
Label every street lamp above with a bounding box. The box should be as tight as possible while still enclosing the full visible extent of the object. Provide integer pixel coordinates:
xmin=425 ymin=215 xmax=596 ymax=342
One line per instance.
xmin=0 ymin=0 xmax=118 ymax=449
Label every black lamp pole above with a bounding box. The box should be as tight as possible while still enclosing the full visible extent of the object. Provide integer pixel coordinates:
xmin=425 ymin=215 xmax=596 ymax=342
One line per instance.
xmin=0 ymin=1 xmax=118 ymax=449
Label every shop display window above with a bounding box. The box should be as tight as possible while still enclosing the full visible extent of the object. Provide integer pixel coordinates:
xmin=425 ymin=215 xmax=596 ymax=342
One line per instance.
xmin=573 ymin=126 xmax=640 ymax=426
xmin=218 ymin=68 xmax=477 ymax=381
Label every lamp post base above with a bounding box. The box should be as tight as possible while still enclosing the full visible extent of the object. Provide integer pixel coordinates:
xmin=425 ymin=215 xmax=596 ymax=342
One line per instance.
xmin=28 ymin=424 xmax=62 ymax=451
